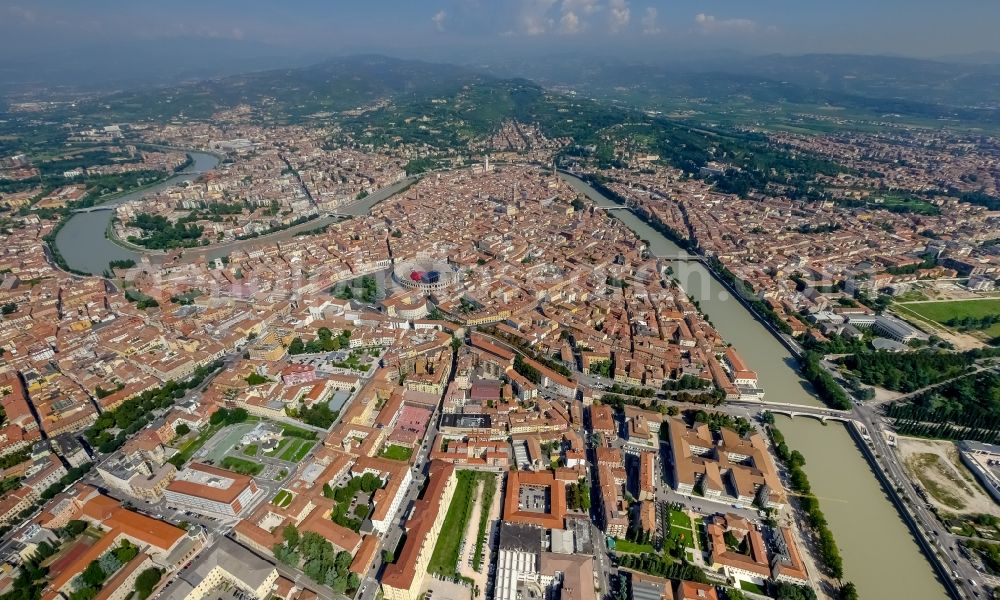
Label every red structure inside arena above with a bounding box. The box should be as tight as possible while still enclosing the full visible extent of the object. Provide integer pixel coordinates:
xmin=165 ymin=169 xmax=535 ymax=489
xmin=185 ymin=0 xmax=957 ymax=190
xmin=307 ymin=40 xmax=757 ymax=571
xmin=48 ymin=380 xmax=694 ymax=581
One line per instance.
xmin=408 ymin=270 xmax=440 ymax=284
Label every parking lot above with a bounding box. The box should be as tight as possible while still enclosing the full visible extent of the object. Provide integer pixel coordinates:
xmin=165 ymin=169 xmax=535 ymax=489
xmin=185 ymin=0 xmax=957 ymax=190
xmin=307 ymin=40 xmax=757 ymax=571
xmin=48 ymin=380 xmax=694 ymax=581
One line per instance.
xmin=519 ymin=485 xmax=550 ymax=513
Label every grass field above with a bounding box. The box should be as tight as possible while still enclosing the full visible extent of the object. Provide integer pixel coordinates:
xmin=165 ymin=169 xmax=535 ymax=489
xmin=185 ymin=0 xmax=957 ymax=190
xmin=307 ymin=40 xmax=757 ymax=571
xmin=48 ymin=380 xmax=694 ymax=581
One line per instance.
xmin=281 ymin=424 xmax=318 ymax=440
xmin=264 ymin=438 xmax=289 ymax=457
xmin=740 ymin=581 xmax=767 ymax=594
xmin=221 ymin=456 xmax=263 ymax=476
xmin=243 ymin=444 xmax=258 ymax=457
xmin=668 ymin=510 xmax=692 ymax=529
xmin=471 ymin=475 xmax=497 ymax=571
xmin=613 ymin=539 xmax=655 ymax=554
xmin=428 ymin=471 xmax=483 ymax=578
xmin=291 ymin=440 xmax=315 ymax=461
xmin=379 ymin=444 xmax=413 ymax=462
xmin=279 ymin=439 xmax=316 ymax=462
xmin=898 ymin=299 xmax=1000 ymax=337
xmin=668 ymin=510 xmax=695 ymax=548
xmin=262 ymin=438 xmax=315 ymax=462
xmin=169 ymin=421 xmax=226 ymax=467
xmin=272 ymin=490 xmax=294 ymax=508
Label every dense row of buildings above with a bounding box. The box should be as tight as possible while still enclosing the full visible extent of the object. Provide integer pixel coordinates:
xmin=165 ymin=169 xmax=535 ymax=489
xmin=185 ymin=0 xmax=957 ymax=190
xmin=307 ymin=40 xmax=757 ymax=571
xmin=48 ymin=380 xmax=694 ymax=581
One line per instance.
xmin=1 ymin=130 xmax=820 ymax=600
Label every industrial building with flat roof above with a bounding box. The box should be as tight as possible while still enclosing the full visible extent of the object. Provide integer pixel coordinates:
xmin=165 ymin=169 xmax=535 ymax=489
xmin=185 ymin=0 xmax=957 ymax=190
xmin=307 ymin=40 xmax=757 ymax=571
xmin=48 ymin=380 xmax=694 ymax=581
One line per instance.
xmin=494 ymin=522 xmax=597 ymax=600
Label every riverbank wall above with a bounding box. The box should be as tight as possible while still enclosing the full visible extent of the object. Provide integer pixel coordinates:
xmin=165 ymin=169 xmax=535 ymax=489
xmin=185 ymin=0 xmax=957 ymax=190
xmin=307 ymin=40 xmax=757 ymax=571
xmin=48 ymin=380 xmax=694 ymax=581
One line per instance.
xmin=845 ymin=421 xmax=963 ymax=600
xmin=563 ymin=170 xmax=804 ymax=359
xmin=563 ymin=169 xmax=959 ymax=597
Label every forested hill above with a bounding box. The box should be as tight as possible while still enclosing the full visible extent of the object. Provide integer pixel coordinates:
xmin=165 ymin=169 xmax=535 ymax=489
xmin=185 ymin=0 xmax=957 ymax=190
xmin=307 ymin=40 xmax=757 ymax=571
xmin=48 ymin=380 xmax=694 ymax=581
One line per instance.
xmin=72 ymin=55 xmax=491 ymax=122
xmin=41 ymin=54 xmax=849 ymax=194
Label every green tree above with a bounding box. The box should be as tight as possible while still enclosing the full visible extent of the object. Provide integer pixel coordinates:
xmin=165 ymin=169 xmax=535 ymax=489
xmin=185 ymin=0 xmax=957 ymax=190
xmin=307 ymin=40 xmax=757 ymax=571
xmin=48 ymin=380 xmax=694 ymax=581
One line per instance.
xmin=360 ymin=472 xmax=382 ymax=493
xmin=839 ymin=582 xmax=859 ymax=600
xmin=81 ymin=560 xmax=107 ymax=587
xmin=69 ymin=588 xmax=98 ymax=600
xmin=63 ymin=519 xmax=88 ymax=538
xmin=283 ymin=524 xmax=300 ymax=548
xmin=134 ymin=568 xmax=162 ymax=600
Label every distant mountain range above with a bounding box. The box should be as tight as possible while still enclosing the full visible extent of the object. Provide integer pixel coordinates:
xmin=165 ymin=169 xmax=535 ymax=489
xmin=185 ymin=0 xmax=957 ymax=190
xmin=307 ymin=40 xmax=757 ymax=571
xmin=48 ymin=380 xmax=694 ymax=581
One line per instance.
xmin=18 ymin=52 xmax=1000 ymax=129
xmin=63 ymin=55 xmax=493 ymax=122
xmin=482 ymin=53 xmax=1000 ymax=121
xmin=0 ymin=38 xmax=322 ymax=97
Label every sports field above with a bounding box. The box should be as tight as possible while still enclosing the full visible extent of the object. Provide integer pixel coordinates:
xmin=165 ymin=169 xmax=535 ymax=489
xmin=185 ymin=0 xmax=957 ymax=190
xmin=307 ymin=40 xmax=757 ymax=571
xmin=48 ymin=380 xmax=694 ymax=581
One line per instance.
xmin=897 ymin=298 xmax=1000 ymax=338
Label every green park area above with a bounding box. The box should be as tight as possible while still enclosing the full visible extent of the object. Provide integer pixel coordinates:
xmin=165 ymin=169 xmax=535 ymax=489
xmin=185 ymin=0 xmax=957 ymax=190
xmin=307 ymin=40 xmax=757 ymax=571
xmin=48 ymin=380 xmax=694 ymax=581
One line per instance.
xmin=272 ymin=490 xmax=294 ymax=508
xmin=896 ymin=298 xmax=1000 ymax=338
xmin=168 ymin=408 xmax=254 ymax=468
xmin=471 ymin=475 xmax=497 ymax=571
xmin=379 ymin=444 xmax=413 ymax=462
xmin=668 ymin=509 xmax=696 ymax=549
xmin=169 ymin=414 xmax=320 ymax=478
xmin=740 ymin=580 xmax=767 ymax=595
xmin=266 ymin=437 xmax=316 ymax=462
xmin=325 ymin=472 xmax=383 ymax=533
xmin=695 ymin=517 xmax=708 ymax=551
xmin=221 ymin=456 xmax=263 ymax=476
xmin=428 ymin=470 xmax=492 ymax=580
xmin=613 ymin=539 xmax=656 ymax=555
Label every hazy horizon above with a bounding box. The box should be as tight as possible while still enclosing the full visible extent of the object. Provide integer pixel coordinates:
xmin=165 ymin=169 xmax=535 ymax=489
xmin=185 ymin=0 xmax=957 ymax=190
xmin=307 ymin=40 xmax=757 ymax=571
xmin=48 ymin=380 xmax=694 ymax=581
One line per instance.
xmin=3 ymin=0 xmax=1000 ymax=72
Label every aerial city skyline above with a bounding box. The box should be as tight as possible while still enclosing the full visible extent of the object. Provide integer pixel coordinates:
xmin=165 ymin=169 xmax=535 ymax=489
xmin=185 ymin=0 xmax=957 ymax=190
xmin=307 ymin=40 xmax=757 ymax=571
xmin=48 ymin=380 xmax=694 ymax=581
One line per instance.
xmin=0 ymin=4 xmax=999 ymax=600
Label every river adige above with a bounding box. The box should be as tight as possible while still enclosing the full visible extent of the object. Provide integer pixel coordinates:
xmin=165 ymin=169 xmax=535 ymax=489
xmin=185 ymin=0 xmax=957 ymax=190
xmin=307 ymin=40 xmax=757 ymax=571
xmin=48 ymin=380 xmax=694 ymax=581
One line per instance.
xmin=53 ymin=150 xmax=415 ymax=275
xmin=560 ymin=172 xmax=948 ymax=600
xmin=54 ymin=151 xmax=221 ymax=274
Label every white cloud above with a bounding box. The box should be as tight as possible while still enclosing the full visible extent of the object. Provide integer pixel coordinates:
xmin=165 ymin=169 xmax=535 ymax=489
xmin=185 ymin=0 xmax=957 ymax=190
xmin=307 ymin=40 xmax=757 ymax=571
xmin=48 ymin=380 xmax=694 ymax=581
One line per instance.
xmin=519 ymin=0 xmax=557 ymax=35
xmin=562 ymin=0 xmax=600 ymax=16
xmin=6 ymin=5 xmax=36 ymax=23
xmin=608 ymin=0 xmax=630 ymax=33
xmin=515 ymin=0 xmax=617 ymax=36
xmin=432 ymin=9 xmax=447 ymax=32
xmin=640 ymin=6 xmax=660 ymax=35
xmin=559 ymin=10 xmax=583 ymax=34
xmin=694 ymin=13 xmax=757 ymax=34
xmin=558 ymin=0 xmax=599 ymax=34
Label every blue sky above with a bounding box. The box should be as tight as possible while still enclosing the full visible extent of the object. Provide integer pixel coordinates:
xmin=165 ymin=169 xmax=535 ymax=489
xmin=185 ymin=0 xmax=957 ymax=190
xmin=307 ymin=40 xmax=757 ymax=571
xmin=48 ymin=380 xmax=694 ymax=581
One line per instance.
xmin=3 ymin=0 xmax=999 ymax=60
